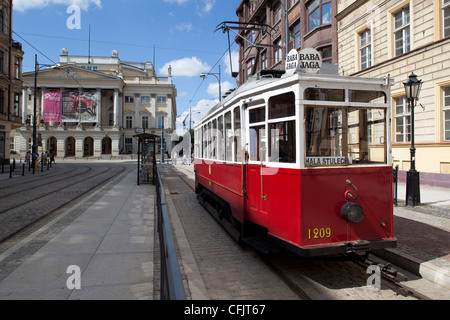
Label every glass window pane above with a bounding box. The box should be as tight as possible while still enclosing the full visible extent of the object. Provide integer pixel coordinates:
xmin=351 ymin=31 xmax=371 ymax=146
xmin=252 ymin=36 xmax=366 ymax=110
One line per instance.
xmin=269 ymin=92 xmax=295 ymax=119
xmin=249 ymin=107 xmax=265 ymax=123
xmin=269 ymin=121 xmax=296 ymax=163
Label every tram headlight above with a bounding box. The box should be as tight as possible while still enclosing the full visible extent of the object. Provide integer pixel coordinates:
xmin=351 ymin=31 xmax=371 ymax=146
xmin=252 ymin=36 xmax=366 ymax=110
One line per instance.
xmin=341 ymin=202 xmax=364 ymax=224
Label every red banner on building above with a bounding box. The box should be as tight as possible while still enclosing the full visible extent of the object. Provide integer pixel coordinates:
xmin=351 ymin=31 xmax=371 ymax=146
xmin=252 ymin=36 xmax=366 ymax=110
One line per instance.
xmin=42 ymin=91 xmax=62 ymax=122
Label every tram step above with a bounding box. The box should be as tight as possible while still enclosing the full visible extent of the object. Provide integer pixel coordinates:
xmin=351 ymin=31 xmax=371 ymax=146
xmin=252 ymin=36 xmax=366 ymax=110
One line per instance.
xmin=243 ymin=236 xmax=269 ymax=254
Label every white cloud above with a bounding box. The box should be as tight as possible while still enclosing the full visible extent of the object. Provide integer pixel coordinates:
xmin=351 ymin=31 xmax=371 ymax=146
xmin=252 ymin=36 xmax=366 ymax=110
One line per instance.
xmin=175 ymin=23 xmax=193 ymax=33
xmin=223 ymin=50 xmax=239 ymax=75
xmin=207 ymin=81 xmax=233 ymax=99
xmin=196 ymin=0 xmax=216 ymax=16
xmin=14 ymin=0 xmax=102 ymax=12
xmin=159 ymin=57 xmax=210 ymax=77
xmin=175 ymin=99 xmax=217 ymax=137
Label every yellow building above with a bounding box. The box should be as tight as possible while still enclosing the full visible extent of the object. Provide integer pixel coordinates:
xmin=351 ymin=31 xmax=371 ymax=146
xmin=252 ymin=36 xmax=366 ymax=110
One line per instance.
xmin=13 ymin=49 xmax=177 ymax=159
xmin=337 ymin=0 xmax=450 ymax=187
xmin=0 ymin=0 xmax=24 ymax=164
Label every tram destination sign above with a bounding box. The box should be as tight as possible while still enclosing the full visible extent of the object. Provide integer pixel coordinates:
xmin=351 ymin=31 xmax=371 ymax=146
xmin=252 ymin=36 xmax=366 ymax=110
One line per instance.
xmin=306 ymin=156 xmax=351 ymax=166
xmin=297 ymin=48 xmax=322 ymax=74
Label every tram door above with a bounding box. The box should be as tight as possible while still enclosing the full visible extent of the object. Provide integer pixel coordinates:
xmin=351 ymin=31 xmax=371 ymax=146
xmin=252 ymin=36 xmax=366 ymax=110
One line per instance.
xmin=244 ymin=104 xmax=269 ymax=228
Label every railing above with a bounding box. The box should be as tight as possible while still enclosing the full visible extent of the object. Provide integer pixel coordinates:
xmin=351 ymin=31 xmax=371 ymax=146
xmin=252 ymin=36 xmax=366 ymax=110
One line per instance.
xmin=155 ymin=165 xmax=186 ymax=300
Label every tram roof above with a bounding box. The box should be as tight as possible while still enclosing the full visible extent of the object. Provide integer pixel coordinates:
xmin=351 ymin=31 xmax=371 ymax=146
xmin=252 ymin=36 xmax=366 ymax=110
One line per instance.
xmin=197 ymin=70 xmax=394 ymax=126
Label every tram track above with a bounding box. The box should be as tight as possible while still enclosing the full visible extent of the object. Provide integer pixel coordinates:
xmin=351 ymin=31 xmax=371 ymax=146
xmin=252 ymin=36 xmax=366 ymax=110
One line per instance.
xmin=162 ymin=164 xmax=429 ymax=300
xmin=0 ymin=164 xmax=127 ymax=246
xmin=0 ymin=165 xmax=92 ymax=210
xmin=0 ymin=164 xmax=78 ymax=192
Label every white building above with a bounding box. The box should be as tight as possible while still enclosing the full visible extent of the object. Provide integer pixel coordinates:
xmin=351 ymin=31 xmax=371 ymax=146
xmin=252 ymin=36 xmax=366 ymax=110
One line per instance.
xmin=13 ymin=49 xmax=177 ymax=159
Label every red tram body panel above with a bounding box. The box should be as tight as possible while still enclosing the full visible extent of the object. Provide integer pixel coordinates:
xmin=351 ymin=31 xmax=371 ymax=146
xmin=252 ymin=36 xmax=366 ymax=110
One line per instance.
xmin=194 ymin=71 xmax=397 ymax=256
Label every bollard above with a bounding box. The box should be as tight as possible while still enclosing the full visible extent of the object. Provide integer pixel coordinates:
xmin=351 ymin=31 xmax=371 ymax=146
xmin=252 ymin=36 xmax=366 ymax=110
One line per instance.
xmin=22 ymin=163 xmax=25 ymax=176
xmin=13 ymin=158 xmax=16 ymax=170
xmin=9 ymin=165 xmax=12 ymax=178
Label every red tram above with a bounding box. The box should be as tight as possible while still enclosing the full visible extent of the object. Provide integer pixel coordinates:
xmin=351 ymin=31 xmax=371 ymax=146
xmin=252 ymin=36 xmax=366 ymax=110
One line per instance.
xmin=194 ymin=70 xmax=396 ymax=256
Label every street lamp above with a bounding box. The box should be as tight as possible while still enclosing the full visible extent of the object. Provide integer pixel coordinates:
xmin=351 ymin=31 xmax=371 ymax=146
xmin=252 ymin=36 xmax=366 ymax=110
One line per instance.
xmin=32 ymin=54 xmax=60 ymax=171
xmin=200 ymin=65 xmax=222 ymax=101
xmin=403 ymin=72 xmax=423 ymax=207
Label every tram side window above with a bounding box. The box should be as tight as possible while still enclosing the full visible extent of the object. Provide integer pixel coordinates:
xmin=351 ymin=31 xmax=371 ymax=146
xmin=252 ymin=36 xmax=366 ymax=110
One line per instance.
xmin=207 ymin=122 xmax=212 ymax=159
xmin=268 ymin=92 xmax=296 ymax=163
xmin=202 ymin=125 xmax=207 ymax=159
xmin=212 ymin=119 xmax=217 ymax=160
xmin=218 ymin=115 xmax=224 ymax=161
xmin=249 ymin=126 xmax=266 ymax=162
xmin=269 ymin=122 xmax=296 ymax=163
xmin=234 ymin=106 xmax=242 ymax=162
xmin=269 ymin=92 xmax=295 ymax=119
xmin=225 ymin=111 xmax=232 ymax=161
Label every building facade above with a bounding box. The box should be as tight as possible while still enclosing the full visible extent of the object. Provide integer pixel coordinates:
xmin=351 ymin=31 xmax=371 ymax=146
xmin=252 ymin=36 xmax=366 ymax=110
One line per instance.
xmin=337 ymin=0 xmax=450 ymax=186
xmin=13 ymin=49 xmax=177 ymax=159
xmin=0 ymin=0 xmax=24 ymax=164
xmin=236 ymin=0 xmax=338 ymax=84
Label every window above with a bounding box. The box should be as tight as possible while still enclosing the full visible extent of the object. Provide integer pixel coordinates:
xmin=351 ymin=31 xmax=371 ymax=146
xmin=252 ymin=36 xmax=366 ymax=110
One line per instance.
xmin=308 ymin=0 xmax=332 ymax=32
xmin=246 ymin=30 xmax=255 ymax=48
xmin=125 ymin=116 xmax=133 ymax=129
xmin=225 ymin=111 xmax=232 ymax=161
xmin=444 ymin=86 xmax=450 ymax=141
xmin=14 ymin=57 xmax=20 ymax=79
xmin=125 ymin=138 xmax=133 ymax=153
xmin=360 ymin=29 xmax=372 ymax=70
xmin=157 ymin=96 xmax=167 ymax=104
xmin=142 ymin=116 xmax=149 ymax=129
xmin=234 ymin=107 xmax=242 ymax=162
xmin=269 ymin=93 xmax=296 ymax=163
xmin=261 ymin=51 xmax=268 ymax=69
xmin=395 ymin=97 xmax=411 ymax=143
xmin=289 ymin=0 xmax=299 ymax=8
xmin=141 ymin=96 xmax=150 ymax=104
xmin=247 ymin=59 xmax=255 ymax=77
xmin=274 ymin=38 xmax=282 ymax=65
xmin=125 ymin=96 xmax=134 ymax=103
xmin=14 ymin=93 xmax=20 ymax=117
xmin=305 ymin=106 xmax=387 ymax=165
xmin=289 ymin=21 xmax=301 ymax=50
xmin=0 ymin=51 xmax=3 ymax=73
xmin=444 ymin=0 xmax=450 ymax=37
xmin=394 ymin=6 xmax=410 ymax=56
xmin=274 ymin=4 xmax=282 ymax=24
xmin=218 ymin=115 xmax=224 ymax=161
xmin=319 ymin=46 xmax=332 ymax=64
xmin=158 ymin=115 xmax=165 ymax=129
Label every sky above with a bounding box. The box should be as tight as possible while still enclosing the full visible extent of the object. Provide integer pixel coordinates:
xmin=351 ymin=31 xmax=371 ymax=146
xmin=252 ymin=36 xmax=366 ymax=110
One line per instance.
xmin=13 ymin=0 xmax=242 ymax=136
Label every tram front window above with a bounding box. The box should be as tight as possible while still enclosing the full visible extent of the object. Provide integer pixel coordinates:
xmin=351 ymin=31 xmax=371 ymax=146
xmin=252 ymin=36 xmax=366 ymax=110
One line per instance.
xmin=304 ymin=106 xmax=386 ymax=166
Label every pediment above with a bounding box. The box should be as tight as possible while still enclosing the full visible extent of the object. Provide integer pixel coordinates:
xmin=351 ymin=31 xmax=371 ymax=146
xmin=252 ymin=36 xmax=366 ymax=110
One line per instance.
xmin=23 ymin=65 xmax=122 ymax=82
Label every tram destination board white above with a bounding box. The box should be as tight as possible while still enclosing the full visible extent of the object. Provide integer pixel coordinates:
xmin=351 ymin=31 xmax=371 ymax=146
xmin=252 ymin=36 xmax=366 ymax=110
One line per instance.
xmin=297 ymin=48 xmax=322 ymax=74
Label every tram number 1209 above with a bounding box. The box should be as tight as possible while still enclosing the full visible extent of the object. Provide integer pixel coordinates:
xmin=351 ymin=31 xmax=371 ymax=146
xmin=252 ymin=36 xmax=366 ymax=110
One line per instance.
xmin=308 ymin=228 xmax=332 ymax=240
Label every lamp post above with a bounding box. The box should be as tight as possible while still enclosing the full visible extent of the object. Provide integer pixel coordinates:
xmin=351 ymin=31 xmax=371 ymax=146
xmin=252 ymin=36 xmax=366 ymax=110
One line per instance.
xmin=403 ymin=72 xmax=423 ymax=207
xmin=200 ymin=65 xmax=222 ymax=101
xmin=32 ymin=55 xmax=60 ymax=171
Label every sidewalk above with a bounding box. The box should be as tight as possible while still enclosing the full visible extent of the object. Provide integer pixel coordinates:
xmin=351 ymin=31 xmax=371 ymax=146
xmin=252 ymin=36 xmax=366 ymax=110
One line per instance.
xmin=376 ymin=182 xmax=450 ymax=291
xmin=0 ymin=167 xmax=155 ymax=300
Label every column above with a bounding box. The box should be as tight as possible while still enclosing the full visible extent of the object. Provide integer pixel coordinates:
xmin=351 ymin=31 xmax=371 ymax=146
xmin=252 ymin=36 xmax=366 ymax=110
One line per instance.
xmin=151 ymin=94 xmax=156 ymax=128
xmin=167 ymin=96 xmax=173 ymax=130
xmin=96 ymin=89 xmax=102 ymax=125
xmin=114 ymin=89 xmax=119 ymax=127
xmin=134 ymin=94 xmax=140 ymax=128
xmin=22 ymin=88 xmax=28 ymax=125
